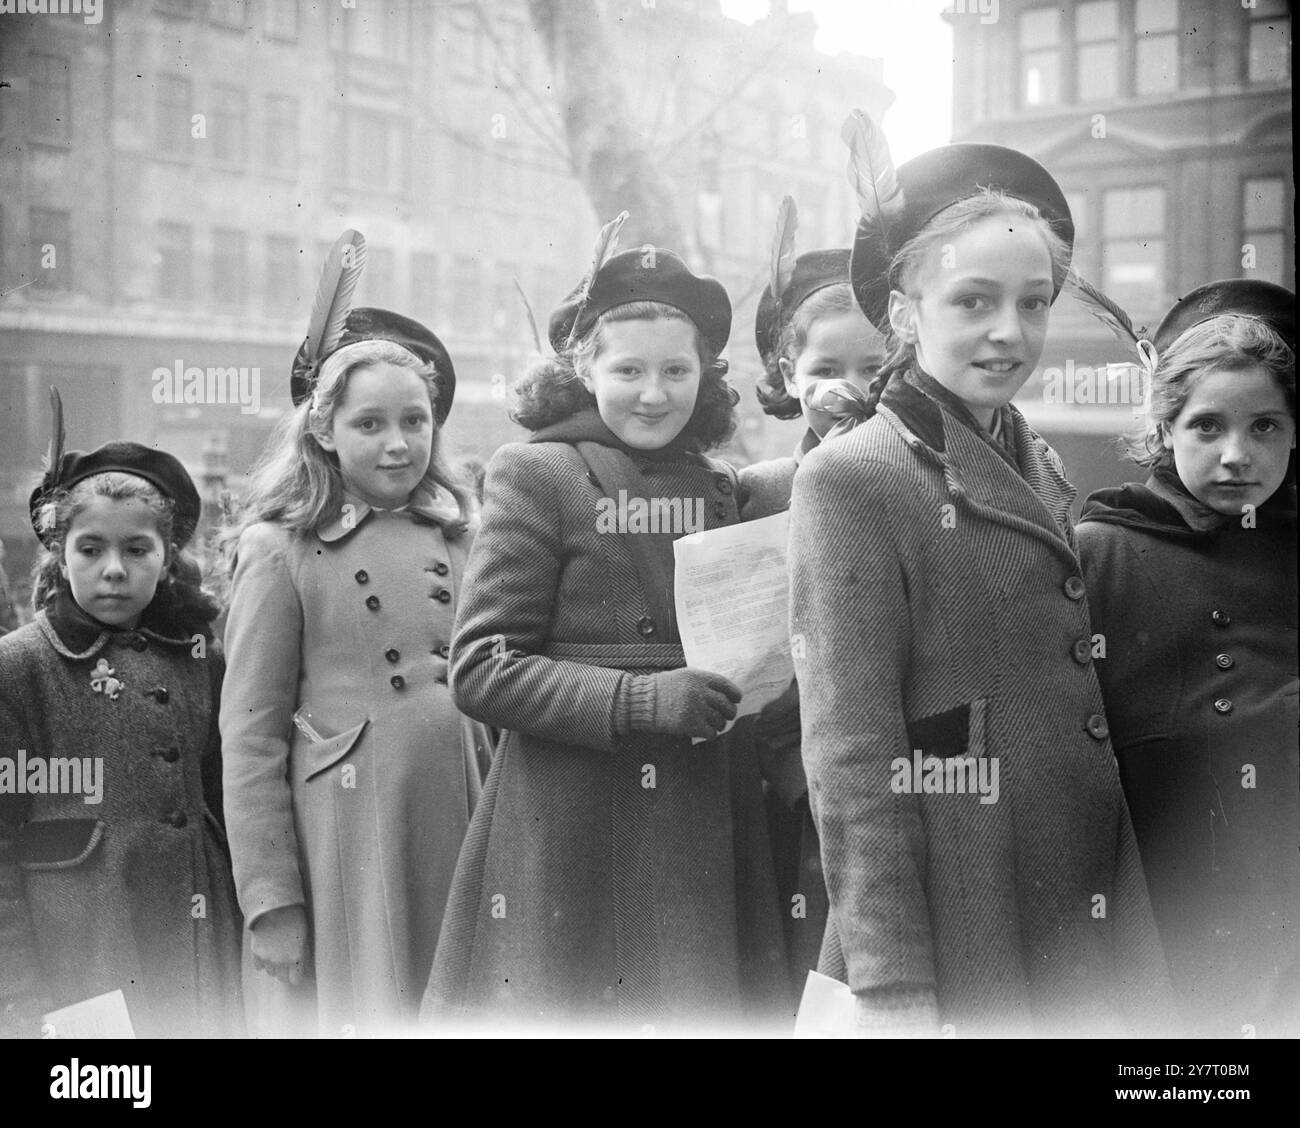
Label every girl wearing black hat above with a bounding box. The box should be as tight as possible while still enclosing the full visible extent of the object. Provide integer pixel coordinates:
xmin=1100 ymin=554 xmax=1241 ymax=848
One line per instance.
xmin=0 ymin=422 xmax=243 ymax=1037
xmin=421 ymin=220 xmax=790 ymax=1032
xmin=787 ymin=115 xmax=1174 ymax=1036
xmin=1076 ymin=280 xmax=1298 ymax=1037
xmin=219 ymin=233 xmax=483 ymax=1036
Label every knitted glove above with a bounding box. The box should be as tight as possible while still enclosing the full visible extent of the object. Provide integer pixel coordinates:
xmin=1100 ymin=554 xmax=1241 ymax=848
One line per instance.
xmin=614 ymin=667 xmax=742 ymax=740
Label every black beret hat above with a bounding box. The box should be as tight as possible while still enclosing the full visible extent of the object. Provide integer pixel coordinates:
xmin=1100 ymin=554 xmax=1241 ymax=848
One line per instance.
xmin=548 ymin=247 xmax=732 ymax=357
xmin=29 ymin=442 xmax=203 ymax=550
xmin=850 ymin=143 xmax=1074 ymax=330
xmin=290 ymin=307 xmax=457 ymax=424
xmin=1152 ymin=279 xmax=1295 ymax=353
xmin=754 ymin=249 xmax=852 ymax=363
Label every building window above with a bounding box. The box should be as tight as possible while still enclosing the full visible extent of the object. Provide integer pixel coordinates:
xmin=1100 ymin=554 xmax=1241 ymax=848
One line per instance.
xmin=29 ymin=52 xmax=71 ymax=145
xmin=211 ymin=84 xmax=248 ymax=163
xmin=1242 ymin=177 xmax=1289 ymax=285
xmin=1247 ymin=0 xmax=1290 ymax=84
xmin=1019 ymin=8 xmax=1061 ymax=107
xmin=264 ymin=0 xmax=298 ymax=40
xmin=29 ymin=209 xmax=71 ymax=293
xmin=1076 ymin=2 xmax=1119 ymax=102
xmin=265 ymin=235 xmax=299 ymax=314
xmin=155 ymin=75 xmax=192 ymax=157
xmin=347 ymin=2 xmax=410 ymax=61
xmin=451 ymin=139 xmax=483 ymax=204
xmin=342 ymin=109 xmax=409 ymax=194
xmin=1102 ymin=186 xmax=1165 ymax=316
xmin=265 ymin=95 xmax=299 ymax=171
xmin=210 ymin=0 xmax=247 ymax=28
xmin=157 ymin=223 xmax=192 ymax=302
xmin=412 ymin=252 xmax=440 ymax=321
xmin=452 ymin=256 xmax=481 ymax=329
xmin=212 ymin=228 xmax=247 ymax=308
xmin=1134 ymin=0 xmax=1179 ymax=96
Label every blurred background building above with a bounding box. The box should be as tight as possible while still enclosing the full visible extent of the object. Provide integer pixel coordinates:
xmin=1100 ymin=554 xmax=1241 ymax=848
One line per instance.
xmin=0 ymin=0 xmax=889 ymax=598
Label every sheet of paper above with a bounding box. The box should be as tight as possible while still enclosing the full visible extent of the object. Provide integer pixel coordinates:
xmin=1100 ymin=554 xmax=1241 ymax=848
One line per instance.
xmin=793 ymin=970 xmax=857 ymax=1038
xmin=673 ymin=511 xmax=793 ymax=738
xmin=42 ymin=989 xmax=135 ymax=1039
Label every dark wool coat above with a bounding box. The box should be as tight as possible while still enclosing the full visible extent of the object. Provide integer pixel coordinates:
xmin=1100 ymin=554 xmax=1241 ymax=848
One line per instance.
xmin=737 ymin=428 xmax=831 ymax=987
xmin=789 ymin=368 xmax=1175 ymax=1037
xmin=0 ymin=587 xmax=242 ymax=1038
xmin=221 ymin=492 xmax=483 ymax=1038
xmin=1077 ymin=471 xmax=1299 ymax=1037
xmin=421 ymin=424 xmax=790 ymax=1033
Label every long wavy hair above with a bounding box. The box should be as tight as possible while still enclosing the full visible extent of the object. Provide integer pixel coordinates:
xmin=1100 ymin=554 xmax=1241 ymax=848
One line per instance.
xmin=756 ymin=283 xmax=870 ymax=419
xmin=31 ymin=471 xmax=220 ymax=631
xmin=510 ymin=300 xmax=739 ymax=451
xmin=1125 ymin=313 xmax=1296 ymax=470
xmin=221 ymin=339 xmax=473 ymax=564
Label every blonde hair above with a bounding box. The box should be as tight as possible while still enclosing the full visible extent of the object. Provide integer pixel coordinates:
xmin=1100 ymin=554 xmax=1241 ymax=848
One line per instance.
xmin=221 ymin=340 xmax=472 ymax=562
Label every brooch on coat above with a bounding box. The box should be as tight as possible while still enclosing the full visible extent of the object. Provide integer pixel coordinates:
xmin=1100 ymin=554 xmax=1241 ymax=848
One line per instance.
xmin=90 ymin=658 xmax=124 ymax=700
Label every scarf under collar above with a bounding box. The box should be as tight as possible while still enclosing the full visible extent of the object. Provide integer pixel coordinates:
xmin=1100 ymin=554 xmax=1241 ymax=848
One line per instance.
xmin=529 ymin=407 xmax=704 ymax=464
xmin=44 ymin=580 xmax=208 ymax=655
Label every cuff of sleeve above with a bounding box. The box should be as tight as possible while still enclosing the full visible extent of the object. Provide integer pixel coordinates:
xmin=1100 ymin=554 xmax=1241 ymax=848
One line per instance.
xmin=853 ymin=984 xmax=940 ymax=1036
xmin=612 ymin=673 xmax=658 ymax=735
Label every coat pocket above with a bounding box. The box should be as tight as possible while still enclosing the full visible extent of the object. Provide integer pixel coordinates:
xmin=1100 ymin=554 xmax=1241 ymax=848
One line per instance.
xmin=303 ymin=718 xmax=370 ymax=782
xmin=905 ymin=698 xmax=988 ymax=760
xmin=16 ymin=818 xmax=106 ymax=871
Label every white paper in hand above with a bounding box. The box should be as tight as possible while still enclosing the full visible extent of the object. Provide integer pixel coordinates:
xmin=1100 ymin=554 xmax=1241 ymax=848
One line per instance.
xmin=673 ymin=511 xmax=793 ymax=740
xmin=42 ymin=989 xmax=135 ymax=1039
xmin=794 ymin=970 xmax=857 ymax=1038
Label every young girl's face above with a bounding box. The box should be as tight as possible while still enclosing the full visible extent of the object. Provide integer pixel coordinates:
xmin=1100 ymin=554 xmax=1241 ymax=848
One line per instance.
xmin=890 ymin=215 xmax=1054 ymax=427
xmin=1163 ymin=364 xmax=1295 ymax=515
xmin=582 ymin=317 xmax=702 ymax=449
xmin=62 ymin=495 xmax=168 ymax=629
xmin=779 ymin=311 xmax=886 ymax=439
xmin=318 ymin=362 xmax=435 ymax=509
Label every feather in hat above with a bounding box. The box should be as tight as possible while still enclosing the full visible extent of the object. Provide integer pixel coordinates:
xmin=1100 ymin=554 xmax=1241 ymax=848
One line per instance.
xmin=565 ymin=210 xmax=629 ymax=349
xmin=513 ymin=277 xmax=544 ymax=354
xmin=769 ymin=194 xmax=798 ymax=309
xmin=291 ymin=229 xmax=367 ymax=402
xmin=841 ymin=109 xmax=904 ymax=239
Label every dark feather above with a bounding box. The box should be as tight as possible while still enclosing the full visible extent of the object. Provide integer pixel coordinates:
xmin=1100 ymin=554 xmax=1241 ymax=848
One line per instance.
xmin=566 ymin=211 xmax=629 ymax=349
xmin=769 ymin=195 xmax=798 ymax=303
xmin=301 ymin=229 xmax=367 ymax=371
xmin=43 ymin=386 xmax=66 ymax=475
xmin=1064 ymin=268 xmax=1141 ymax=346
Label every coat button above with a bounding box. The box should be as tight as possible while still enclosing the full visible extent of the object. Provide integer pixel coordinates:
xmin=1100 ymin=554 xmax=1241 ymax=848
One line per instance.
xmin=432 ymin=560 xmax=449 ymax=576
xmin=433 ymin=588 xmax=451 ymax=604
xmin=150 ymin=686 xmax=170 ymax=703
xmin=129 ymin=635 xmax=148 ymax=652
xmin=1063 ymin=576 xmax=1086 ymax=600
xmin=712 ymin=500 xmax=728 ymax=519
xmin=1211 ymin=609 xmax=1231 ymax=627
xmin=1215 ymin=653 xmax=1234 ymax=669
xmin=714 ymin=473 xmax=733 ymax=495
xmin=365 ymin=595 xmax=381 ymax=610
xmin=162 ymin=746 xmax=180 ymax=763
xmin=355 ymin=570 xmax=369 ymax=584
xmin=437 ymin=644 xmax=450 ymax=658
xmin=1071 ymin=638 xmax=1091 ymax=665
xmin=1084 ymin=714 xmax=1109 ymax=740
xmin=164 ymin=810 xmax=188 ymax=828
xmin=385 ymin=648 xmax=400 ymax=663
xmin=391 ymin=674 xmax=406 ymax=689
xmin=637 ymin=615 xmax=656 ymax=637
xmin=1213 ymin=698 xmax=1233 ymax=714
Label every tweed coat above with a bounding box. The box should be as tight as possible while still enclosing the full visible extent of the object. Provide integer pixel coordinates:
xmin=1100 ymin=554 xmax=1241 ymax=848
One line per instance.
xmin=421 ymin=422 xmax=790 ymax=1033
xmin=0 ymin=586 xmax=243 ymax=1038
xmin=789 ymin=368 xmax=1174 ymax=1036
xmin=221 ymin=490 xmax=483 ymax=1037
xmin=1077 ymin=472 xmax=1299 ymax=1036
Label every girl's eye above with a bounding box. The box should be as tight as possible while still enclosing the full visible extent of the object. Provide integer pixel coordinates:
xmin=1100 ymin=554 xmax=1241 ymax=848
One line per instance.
xmin=404 ymin=414 xmax=427 ymax=427
xmin=358 ymin=419 xmax=377 ymax=430
xmin=1021 ymin=297 xmax=1049 ymax=312
xmin=79 ymin=545 xmax=100 ymax=557
xmin=1192 ymin=419 xmax=1220 ymax=434
xmin=1254 ymin=419 xmax=1280 ymax=434
xmin=665 ymin=366 xmax=692 ymax=378
xmin=956 ymin=296 xmax=987 ymax=311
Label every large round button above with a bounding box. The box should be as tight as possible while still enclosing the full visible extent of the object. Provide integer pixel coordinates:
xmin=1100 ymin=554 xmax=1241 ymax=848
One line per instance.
xmin=712 ymin=501 xmax=728 ymax=519
xmin=714 ymin=473 xmax=733 ymax=495
xmin=1063 ymin=576 xmax=1086 ymax=601
xmin=129 ymin=635 xmax=148 ymax=652
xmin=637 ymin=615 xmax=656 ymax=637
xmin=437 ymin=644 xmax=450 ymax=659
xmin=1085 ymin=714 xmax=1109 ymax=740
xmin=431 ymin=561 xmax=449 ymax=576
xmin=162 ymin=746 xmax=180 ymax=763
xmin=365 ymin=595 xmax=381 ymax=610
xmin=1213 ymin=698 xmax=1233 ymax=714
xmin=1215 ymin=653 xmax=1234 ymax=670
xmin=1211 ymin=609 xmax=1231 ymax=627
xmin=355 ymin=570 xmax=369 ymax=584
xmin=150 ymin=686 xmax=170 ymax=704
xmin=433 ymin=588 xmax=451 ymax=604
xmin=390 ymin=675 xmax=406 ymax=689
xmin=1071 ymin=638 xmax=1091 ymax=665
xmin=165 ymin=811 xmax=188 ymax=828
xmin=385 ymin=648 xmax=400 ymax=663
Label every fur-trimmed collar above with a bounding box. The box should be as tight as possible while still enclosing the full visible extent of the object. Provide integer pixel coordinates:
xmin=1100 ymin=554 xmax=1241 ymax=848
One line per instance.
xmin=40 ymin=583 xmax=204 ymax=659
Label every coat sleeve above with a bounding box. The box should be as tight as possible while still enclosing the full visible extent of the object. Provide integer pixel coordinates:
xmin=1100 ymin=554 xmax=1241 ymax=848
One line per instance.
xmin=220 ymin=524 xmax=307 ymax=928
xmin=0 ymin=644 xmax=52 ymax=1036
xmin=789 ymin=444 xmax=936 ymax=995
xmin=449 ymin=445 xmax=628 ymax=752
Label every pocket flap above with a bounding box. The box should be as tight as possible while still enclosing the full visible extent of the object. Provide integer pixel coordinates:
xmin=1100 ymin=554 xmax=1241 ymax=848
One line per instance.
xmin=304 ymin=718 xmax=370 ymax=781
xmin=906 ymin=698 xmax=987 ymax=760
xmin=17 ymin=819 xmax=105 ymax=870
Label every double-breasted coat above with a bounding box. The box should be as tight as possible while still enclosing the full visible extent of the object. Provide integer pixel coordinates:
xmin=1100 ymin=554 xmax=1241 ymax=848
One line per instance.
xmin=0 ymin=586 xmax=243 ymax=1038
xmin=1077 ymin=470 xmax=1299 ymax=1036
xmin=789 ymin=368 xmax=1174 ymax=1036
xmin=421 ymin=412 xmax=790 ymax=1032
xmin=221 ymin=490 xmax=484 ymax=1037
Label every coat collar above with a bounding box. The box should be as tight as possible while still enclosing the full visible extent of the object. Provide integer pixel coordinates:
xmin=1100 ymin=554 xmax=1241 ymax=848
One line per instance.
xmin=877 ymin=368 xmax=1078 ymax=557
xmin=316 ymin=485 xmax=462 ymax=544
xmin=39 ymin=583 xmax=197 ymax=660
xmin=792 ymin=427 xmax=820 ymax=466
